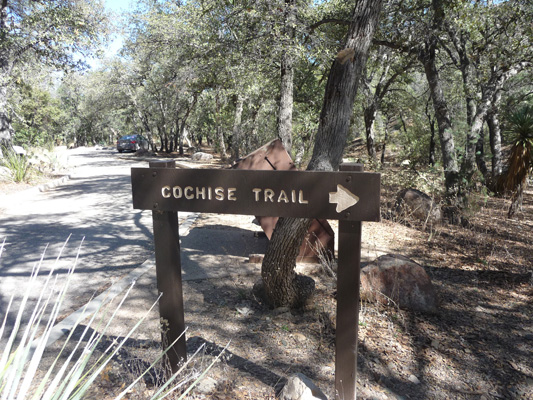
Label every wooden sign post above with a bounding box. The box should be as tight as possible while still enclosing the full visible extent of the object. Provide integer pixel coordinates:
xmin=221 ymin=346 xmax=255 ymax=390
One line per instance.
xmin=131 ymin=162 xmax=380 ymax=400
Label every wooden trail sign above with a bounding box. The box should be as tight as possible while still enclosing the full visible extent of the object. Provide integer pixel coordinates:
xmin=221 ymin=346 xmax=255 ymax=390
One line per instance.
xmin=131 ymin=168 xmax=380 ymax=221
xmin=131 ymin=161 xmax=380 ymax=400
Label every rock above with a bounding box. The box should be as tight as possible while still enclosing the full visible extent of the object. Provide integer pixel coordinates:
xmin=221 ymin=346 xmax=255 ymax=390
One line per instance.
xmin=192 ymin=152 xmax=213 ymax=161
xmin=360 ymin=254 xmax=438 ymax=313
xmin=236 ymin=306 xmax=253 ymax=316
xmin=273 ymin=306 xmax=290 ymax=316
xmin=12 ymin=145 xmax=26 ymax=155
xmin=133 ymin=148 xmax=153 ymax=157
xmin=0 ymin=166 xmax=10 ymax=180
xmin=395 ymin=188 xmax=442 ymax=224
xmin=279 ymin=373 xmax=328 ymax=400
xmin=408 ymin=374 xmax=421 ymax=384
xmin=292 ymin=332 xmax=307 ymax=343
xmin=195 ymin=376 xmax=217 ymax=394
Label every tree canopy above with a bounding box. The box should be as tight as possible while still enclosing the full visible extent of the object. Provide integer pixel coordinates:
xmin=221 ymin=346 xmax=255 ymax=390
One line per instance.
xmin=2 ymin=0 xmax=532 ymax=221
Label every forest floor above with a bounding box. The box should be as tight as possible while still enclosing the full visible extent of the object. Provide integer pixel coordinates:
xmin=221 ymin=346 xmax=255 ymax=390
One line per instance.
xmin=6 ymin=146 xmax=532 ymax=399
xmin=80 ymin=148 xmax=532 ymax=400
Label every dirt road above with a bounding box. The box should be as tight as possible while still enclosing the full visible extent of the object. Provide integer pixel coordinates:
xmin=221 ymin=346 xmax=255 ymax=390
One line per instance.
xmin=0 ymin=147 xmax=158 ymax=333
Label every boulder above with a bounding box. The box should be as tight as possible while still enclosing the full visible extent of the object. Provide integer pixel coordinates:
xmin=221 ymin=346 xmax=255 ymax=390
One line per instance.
xmin=360 ymin=254 xmax=438 ymax=313
xmin=395 ymin=188 xmax=442 ymax=224
xmin=191 ymin=152 xmax=213 ymax=161
xmin=0 ymin=166 xmax=10 ymax=181
xmin=279 ymin=373 xmax=328 ymax=400
xmin=12 ymin=145 xmax=26 ymax=156
xmin=133 ymin=148 xmax=153 ymax=157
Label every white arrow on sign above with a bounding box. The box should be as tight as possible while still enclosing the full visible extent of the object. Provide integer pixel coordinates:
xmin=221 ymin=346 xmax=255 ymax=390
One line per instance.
xmin=329 ymin=184 xmax=360 ymax=213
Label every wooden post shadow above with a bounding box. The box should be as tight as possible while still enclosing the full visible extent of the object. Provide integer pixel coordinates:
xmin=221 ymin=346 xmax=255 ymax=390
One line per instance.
xmin=132 ymin=162 xmax=380 ymax=396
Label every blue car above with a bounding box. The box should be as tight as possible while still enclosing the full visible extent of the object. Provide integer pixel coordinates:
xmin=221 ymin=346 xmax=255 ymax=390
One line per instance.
xmin=116 ymin=135 xmax=150 ymax=153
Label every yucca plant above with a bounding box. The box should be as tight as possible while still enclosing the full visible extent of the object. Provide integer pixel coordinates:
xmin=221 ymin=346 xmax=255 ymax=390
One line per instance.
xmin=0 ymin=238 xmax=226 ymax=399
xmin=0 ymin=147 xmax=31 ymax=183
xmin=499 ymin=105 xmax=533 ymax=218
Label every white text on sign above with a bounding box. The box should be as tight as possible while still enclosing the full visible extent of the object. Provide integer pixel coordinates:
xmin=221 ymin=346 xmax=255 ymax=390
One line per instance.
xmin=161 ymin=186 xmax=309 ymax=204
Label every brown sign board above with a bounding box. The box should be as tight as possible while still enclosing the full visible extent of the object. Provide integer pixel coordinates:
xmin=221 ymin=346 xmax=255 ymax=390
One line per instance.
xmin=131 ymin=161 xmax=380 ymax=400
xmin=131 ymin=168 xmax=380 ymax=221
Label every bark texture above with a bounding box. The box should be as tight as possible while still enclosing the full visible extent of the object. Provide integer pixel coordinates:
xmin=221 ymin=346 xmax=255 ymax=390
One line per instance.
xmin=419 ymin=0 xmax=460 ymax=202
xmin=364 ymin=103 xmax=377 ymax=158
xmin=420 ymin=42 xmax=460 ymax=201
xmin=0 ymin=0 xmax=13 ymax=148
xmin=231 ymin=94 xmax=244 ymax=160
xmin=261 ymin=0 xmax=384 ymax=308
xmin=215 ymin=91 xmax=227 ymax=159
xmin=0 ymin=82 xmax=13 ymax=148
xmin=487 ymin=110 xmax=502 ymax=179
xmin=277 ymin=50 xmax=294 ymax=154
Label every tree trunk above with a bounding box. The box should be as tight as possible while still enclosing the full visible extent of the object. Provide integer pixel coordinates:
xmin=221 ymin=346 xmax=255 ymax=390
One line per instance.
xmin=418 ymin=0 xmax=463 ymax=205
xmin=0 ymin=81 xmax=13 ymax=149
xmin=261 ymin=0 xmax=384 ymax=308
xmin=276 ymin=0 xmax=295 ymax=154
xmin=247 ymin=103 xmax=260 ymax=153
xmin=364 ymin=103 xmax=377 ymax=158
xmin=0 ymin=2 xmax=13 ymax=149
xmin=231 ymin=94 xmax=244 ymax=160
xmin=381 ymin=116 xmax=390 ymax=164
xmin=487 ymin=109 xmax=503 ymax=180
xmin=462 ymin=98 xmax=491 ymax=183
xmin=277 ymin=49 xmax=294 ymax=154
xmin=475 ymin=128 xmax=489 ymax=182
xmin=508 ymin=181 xmax=525 ymax=218
xmin=429 ymin=124 xmax=436 ymax=165
xmin=425 ymin=100 xmax=436 ymax=166
xmin=420 ymin=42 xmax=460 ymax=202
xmin=215 ymin=91 xmax=227 ymax=159
xmin=178 ymin=94 xmax=198 ymax=155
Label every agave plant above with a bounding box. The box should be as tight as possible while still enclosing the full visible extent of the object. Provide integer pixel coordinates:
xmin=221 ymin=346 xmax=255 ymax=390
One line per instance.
xmin=500 ymin=105 xmax=533 ymax=218
xmin=0 ymin=147 xmax=31 ymax=183
xmin=0 ymin=239 xmax=225 ymax=399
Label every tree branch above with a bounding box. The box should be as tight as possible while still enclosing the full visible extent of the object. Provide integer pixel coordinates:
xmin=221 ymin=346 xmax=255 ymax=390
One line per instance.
xmin=308 ymin=18 xmax=350 ymax=32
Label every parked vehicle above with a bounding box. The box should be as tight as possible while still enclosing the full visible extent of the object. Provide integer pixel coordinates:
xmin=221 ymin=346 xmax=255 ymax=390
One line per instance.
xmin=116 ymin=135 xmax=150 ymax=153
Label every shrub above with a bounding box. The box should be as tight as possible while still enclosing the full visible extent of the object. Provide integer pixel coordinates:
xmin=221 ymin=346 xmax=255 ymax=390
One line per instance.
xmin=0 ymin=239 xmax=225 ymax=399
xmin=0 ymin=147 xmax=32 ymax=183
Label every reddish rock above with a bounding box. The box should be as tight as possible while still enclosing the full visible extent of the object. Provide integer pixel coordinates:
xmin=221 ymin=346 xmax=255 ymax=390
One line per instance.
xmin=360 ymin=254 xmax=438 ymax=313
xmin=233 ymin=139 xmax=334 ymax=263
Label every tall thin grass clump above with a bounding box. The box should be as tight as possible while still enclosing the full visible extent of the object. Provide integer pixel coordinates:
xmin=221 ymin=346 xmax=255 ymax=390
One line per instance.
xmin=0 ymin=238 xmax=225 ymax=399
xmin=0 ymin=147 xmax=32 ymax=183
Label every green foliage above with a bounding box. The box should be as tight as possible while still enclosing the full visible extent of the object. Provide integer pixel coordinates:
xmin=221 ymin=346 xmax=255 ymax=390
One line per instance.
xmin=0 ymin=0 xmax=110 ymax=72
xmin=505 ymin=105 xmax=533 ymax=146
xmin=501 ymin=105 xmax=533 ymax=192
xmin=383 ymin=164 xmax=445 ymax=199
xmin=0 ymin=147 xmax=31 ymax=183
xmin=1 ymin=0 xmax=532 ymax=204
xmin=11 ymin=79 xmax=66 ymax=148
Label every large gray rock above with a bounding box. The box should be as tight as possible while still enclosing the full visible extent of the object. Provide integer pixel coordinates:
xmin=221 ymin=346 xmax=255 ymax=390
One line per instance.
xmin=395 ymin=188 xmax=442 ymax=224
xmin=0 ymin=166 xmax=10 ymax=181
xmin=361 ymin=254 xmax=438 ymax=313
xmin=191 ymin=152 xmax=213 ymax=161
xmin=279 ymin=373 xmax=328 ymax=400
xmin=12 ymin=145 xmax=26 ymax=156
